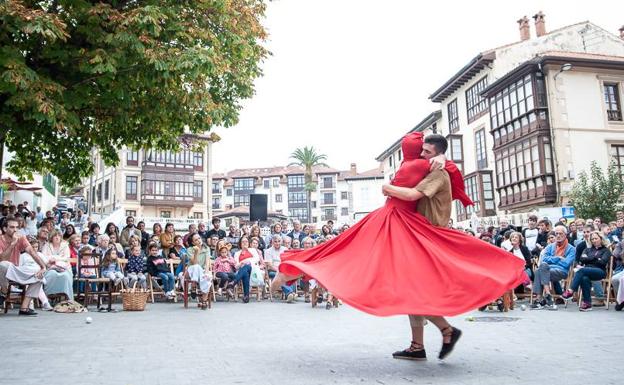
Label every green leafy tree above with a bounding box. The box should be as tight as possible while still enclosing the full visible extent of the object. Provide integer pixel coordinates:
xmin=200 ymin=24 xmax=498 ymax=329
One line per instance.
xmin=289 ymin=146 xmax=328 ymax=223
xmin=569 ymin=161 xmax=624 ymax=220
xmin=0 ymin=0 xmax=268 ymax=185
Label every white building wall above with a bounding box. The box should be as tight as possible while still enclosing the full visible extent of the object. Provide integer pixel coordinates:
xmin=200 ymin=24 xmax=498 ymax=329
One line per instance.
xmin=349 ymin=178 xmax=385 ymax=221
xmin=546 ymin=68 xmax=624 ymax=198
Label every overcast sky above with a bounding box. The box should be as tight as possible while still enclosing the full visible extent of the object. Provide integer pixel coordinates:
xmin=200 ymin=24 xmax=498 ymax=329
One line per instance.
xmin=211 ymin=0 xmax=624 ymax=173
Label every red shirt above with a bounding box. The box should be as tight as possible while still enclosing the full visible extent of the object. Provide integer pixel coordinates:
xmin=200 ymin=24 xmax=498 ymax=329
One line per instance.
xmin=0 ymin=235 xmax=30 ymax=265
xmin=239 ymin=249 xmax=252 ymax=263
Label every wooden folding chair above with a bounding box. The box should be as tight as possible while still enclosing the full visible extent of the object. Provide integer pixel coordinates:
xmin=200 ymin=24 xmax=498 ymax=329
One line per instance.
xmin=76 ymin=251 xmax=115 ymax=311
xmin=529 ymin=263 xmax=575 ymax=308
xmin=182 ymin=263 xmax=213 ymax=309
xmin=572 ymin=255 xmax=615 ymax=310
xmin=3 ymin=280 xmax=36 ymax=313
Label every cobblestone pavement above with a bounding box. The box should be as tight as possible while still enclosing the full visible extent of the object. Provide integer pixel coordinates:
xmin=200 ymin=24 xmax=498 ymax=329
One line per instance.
xmin=1 ymin=298 xmax=619 ymax=385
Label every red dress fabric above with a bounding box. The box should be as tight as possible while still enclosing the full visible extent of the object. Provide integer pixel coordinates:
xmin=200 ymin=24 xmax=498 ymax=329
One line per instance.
xmin=279 ymin=133 xmax=525 ymax=317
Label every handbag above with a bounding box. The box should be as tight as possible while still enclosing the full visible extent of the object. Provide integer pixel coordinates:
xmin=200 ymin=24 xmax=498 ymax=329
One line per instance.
xmin=250 ymin=264 xmax=265 ymax=287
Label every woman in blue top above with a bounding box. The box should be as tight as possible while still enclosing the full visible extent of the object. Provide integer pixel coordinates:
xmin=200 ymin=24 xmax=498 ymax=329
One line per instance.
xmin=562 ymin=231 xmax=612 ymax=311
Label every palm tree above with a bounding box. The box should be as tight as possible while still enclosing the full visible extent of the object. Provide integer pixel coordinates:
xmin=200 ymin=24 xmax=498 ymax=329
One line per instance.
xmin=289 ymin=146 xmax=329 ymax=223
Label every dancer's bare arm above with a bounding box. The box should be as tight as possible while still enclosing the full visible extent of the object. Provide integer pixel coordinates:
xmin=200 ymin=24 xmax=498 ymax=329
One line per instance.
xmin=382 ymin=184 xmax=425 ymax=201
xmin=383 ymin=169 xmax=446 ymax=201
xmin=429 ymin=154 xmax=447 ymax=171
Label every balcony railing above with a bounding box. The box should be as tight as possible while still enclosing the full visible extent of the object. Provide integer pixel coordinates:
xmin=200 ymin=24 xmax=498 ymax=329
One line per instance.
xmin=142 ymin=160 xmax=196 ymax=172
xmin=320 ymin=182 xmax=336 ymax=189
xmin=608 ymin=109 xmax=623 ymax=122
xmin=141 ymin=193 xmax=195 ymax=207
xmin=320 ymin=199 xmax=336 ymax=205
xmin=212 ymin=204 xmax=221 ymax=210
xmin=321 ymin=214 xmax=337 ymax=221
xmin=212 ymin=188 xmax=222 ymax=194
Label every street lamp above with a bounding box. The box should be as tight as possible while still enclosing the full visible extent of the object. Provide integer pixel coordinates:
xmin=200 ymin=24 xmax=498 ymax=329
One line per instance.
xmin=554 ymin=63 xmax=572 ymax=80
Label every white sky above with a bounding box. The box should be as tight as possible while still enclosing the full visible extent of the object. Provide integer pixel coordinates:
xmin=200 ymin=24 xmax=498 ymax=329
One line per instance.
xmin=211 ymin=0 xmax=624 ymax=174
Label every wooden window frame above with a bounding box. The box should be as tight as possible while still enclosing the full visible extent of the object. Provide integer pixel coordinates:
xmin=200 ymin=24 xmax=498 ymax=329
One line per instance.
xmin=446 ymin=134 xmax=464 ymax=173
xmin=604 ymin=83 xmax=623 ymax=122
xmin=456 ymin=170 xmax=496 ymax=221
xmin=126 ymin=150 xmax=139 ymax=166
xmin=466 ymin=76 xmax=489 ymax=123
xmin=475 ymin=128 xmax=487 ymax=170
xmin=448 ymin=99 xmax=459 ymax=133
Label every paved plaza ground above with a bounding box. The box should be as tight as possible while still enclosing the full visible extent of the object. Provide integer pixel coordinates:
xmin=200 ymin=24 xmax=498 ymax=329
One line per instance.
xmin=1 ymin=297 xmax=620 ymax=385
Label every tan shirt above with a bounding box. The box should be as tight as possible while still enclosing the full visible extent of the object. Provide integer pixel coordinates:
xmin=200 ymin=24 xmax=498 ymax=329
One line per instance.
xmin=414 ymin=169 xmax=452 ymax=227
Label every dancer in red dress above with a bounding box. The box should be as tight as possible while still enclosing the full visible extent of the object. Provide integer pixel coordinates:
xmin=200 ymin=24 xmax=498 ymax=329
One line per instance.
xmin=271 ymin=132 xmax=525 ymax=359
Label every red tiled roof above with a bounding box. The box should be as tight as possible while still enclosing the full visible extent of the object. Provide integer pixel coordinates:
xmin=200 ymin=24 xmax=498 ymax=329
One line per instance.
xmin=345 ymin=167 xmax=384 ymax=180
xmin=212 ymin=165 xmax=341 ymax=181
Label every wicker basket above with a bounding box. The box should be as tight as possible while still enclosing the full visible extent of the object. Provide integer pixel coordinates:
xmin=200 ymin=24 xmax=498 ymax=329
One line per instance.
xmin=121 ymin=284 xmax=149 ymax=311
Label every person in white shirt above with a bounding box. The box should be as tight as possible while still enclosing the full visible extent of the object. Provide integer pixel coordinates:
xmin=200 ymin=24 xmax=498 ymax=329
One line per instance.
xmin=25 ymin=211 xmax=38 ymax=236
xmin=265 ymin=235 xmax=296 ymax=303
xmin=522 ymin=215 xmax=539 ymax=252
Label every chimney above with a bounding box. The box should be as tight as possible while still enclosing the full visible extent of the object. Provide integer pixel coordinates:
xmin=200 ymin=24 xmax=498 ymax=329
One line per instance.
xmin=533 ymin=11 xmax=546 ymax=37
xmin=620 ymin=25 xmax=624 ymax=40
xmin=517 ymin=16 xmax=530 ymax=41
xmin=350 ymin=163 xmax=357 ymax=176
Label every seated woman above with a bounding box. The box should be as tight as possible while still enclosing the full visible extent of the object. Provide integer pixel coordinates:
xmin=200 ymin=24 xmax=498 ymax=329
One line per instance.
xmin=78 ymin=246 xmax=98 ymax=294
xmin=168 ymin=235 xmax=188 ymax=277
xmin=63 ymin=224 xmax=76 ymax=241
xmin=68 ymin=234 xmax=81 ymax=275
xmin=249 ymin=225 xmax=266 ymax=253
xmin=88 ymin=223 xmax=100 ymax=246
xmin=227 ymin=236 xmax=262 ymax=303
xmin=320 ymin=225 xmax=332 ymax=240
xmin=185 ymin=234 xmax=212 ymax=309
xmin=108 ymin=232 xmax=124 ymax=255
xmin=612 ymin=241 xmax=624 ymax=311
xmin=562 ymin=231 xmax=611 ymax=311
xmin=41 ymin=229 xmax=74 ymax=301
xmin=508 ymin=232 xmax=534 ymax=284
xmin=93 ymin=234 xmax=111 ymax=258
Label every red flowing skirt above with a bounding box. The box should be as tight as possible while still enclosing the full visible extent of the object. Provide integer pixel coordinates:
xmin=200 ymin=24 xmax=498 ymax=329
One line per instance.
xmin=279 ymin=201 xmax=525 ymax=317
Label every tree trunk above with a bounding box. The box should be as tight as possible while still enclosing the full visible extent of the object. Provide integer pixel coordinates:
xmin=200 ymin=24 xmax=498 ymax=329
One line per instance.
xmin=0 ymin=134 xmax=4 ymax=183
xmin=306 ymin=190 xmax=311 ymax=224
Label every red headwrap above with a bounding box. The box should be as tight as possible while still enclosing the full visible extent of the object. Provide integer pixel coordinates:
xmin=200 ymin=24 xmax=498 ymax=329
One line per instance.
xmin=444 ymin=161 xmax=474 ymax=207
xmin=401 ymin=132 xmax=474 ymax=207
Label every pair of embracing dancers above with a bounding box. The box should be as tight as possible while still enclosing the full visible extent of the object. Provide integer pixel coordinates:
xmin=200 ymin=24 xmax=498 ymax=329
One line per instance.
xmin=271 ymin=132 xmax=525 ymax=361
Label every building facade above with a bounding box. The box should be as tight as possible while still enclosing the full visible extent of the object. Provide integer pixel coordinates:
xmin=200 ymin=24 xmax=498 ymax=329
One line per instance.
xmin=424 ymin=16 xmax=624 ymax=226
xmin=376 ymin=110 xmax=442 ymax=182
xmin=212 ymin=163 xmax=384 ymax=227
xmin=1 ymin=145 xmax=59 ymax=211
xmin=82 ymin=134 xmax=217 ymax=220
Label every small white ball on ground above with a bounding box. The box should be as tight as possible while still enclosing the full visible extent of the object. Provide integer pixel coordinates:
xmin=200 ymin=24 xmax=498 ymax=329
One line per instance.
xmin=520 ymin=304 xmax=527 ymax=311
xmin=85 ymin=316 xmax=93 ymax=324
xmin=466 ymin=316 xmax=475 ymax=322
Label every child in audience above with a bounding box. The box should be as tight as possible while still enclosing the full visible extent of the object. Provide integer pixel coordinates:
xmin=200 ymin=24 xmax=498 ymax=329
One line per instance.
xmin=126 ymin=245 xmax=147 ymax=289
xmin=146 ymin=243 xmax=176 ymax=299
xmin=100 ymin=248 xmax=124 ymax=287
xmin=79 ymin=246 xmax=98 ymax=293
xmin=213 ymin=245 xmax=236 ymax=297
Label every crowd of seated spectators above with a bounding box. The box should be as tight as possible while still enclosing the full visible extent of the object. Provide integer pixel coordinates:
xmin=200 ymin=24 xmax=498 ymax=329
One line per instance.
xmin=454 ymin=212 xmax=624 ymax=312
xmin=3 ymin=199 xmax=623 ymax=315
xmin=0 ymin=201 xmax=349 ymax=315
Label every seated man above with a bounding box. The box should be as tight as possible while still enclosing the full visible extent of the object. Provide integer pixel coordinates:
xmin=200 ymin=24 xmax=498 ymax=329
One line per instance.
xmin=531 ymin=225 xmax=575 ymax=310
xmin=264 ymin=235 xmax=296 ymax=303
xmin=0 ymin=217 xmax=47 ymax=315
